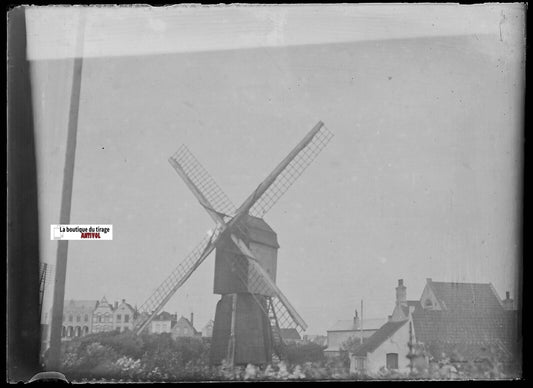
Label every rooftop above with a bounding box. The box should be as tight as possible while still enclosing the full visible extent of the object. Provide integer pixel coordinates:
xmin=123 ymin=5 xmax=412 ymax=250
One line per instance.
xmin=352 ymin=320 xmax=409 ymax=357
xmin=428 ymin=281 xmax=504 ymax=312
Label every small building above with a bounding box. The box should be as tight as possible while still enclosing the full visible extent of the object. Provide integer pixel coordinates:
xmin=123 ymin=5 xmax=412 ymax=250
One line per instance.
xmin=62 ymin=300 xmax=98 ymax=339
xmin=151 ymin=311 xmax=177 ymax=334
xmin=171 ymin=314 xmax=200 ymax=339
xmin=113 ymin=299 xmax=137 ymax=332
xmin=324 ymin=311 xmax=387 ymax=358
xmin=350 ymin=319 xmax=413 ymax=374
xmin=92 ymin=296 xmax=115 ymax=333
xmin=413 ymin=278 xmax=519 ymax=364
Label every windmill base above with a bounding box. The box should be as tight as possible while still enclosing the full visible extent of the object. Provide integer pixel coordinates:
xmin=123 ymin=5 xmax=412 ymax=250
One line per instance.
xmin=210 ymin=293 xmax=272 ymax=366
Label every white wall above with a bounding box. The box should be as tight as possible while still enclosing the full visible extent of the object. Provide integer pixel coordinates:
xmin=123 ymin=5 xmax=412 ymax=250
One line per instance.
xmin=351 ymin=322 xmax=412 ymax=374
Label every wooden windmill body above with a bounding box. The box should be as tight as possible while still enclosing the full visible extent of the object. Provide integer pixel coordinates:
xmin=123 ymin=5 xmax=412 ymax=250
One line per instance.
xmin=211 ymin=215 xmax=279 ymax=365
xmin=132 ymin=121 xmax=333 ymax=365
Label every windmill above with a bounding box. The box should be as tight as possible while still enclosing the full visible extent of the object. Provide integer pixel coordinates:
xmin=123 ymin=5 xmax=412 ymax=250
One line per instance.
xmin=133 ymin=121 xmax=333 ymax=365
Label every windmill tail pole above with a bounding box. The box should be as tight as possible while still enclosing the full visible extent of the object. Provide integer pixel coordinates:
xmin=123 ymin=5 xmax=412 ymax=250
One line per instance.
xmin=232 ymin=121 xmax=324 ymax=219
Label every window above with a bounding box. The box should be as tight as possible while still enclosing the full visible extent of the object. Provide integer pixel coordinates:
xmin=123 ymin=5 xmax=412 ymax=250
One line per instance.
xmin=354 ymin=357 xmax=366 ymax=371
xmin=184 ymin=328 xmax=189 ymax=335
xmin=124 ymin=314 xmax=129 ymax=323
xmin=117 ymin=314 xmax=122 ymax=322
xmin=386 ymin=353 xmax=399 ymax=370
xmin=424 ymin=299 xmax=433 ymax=308
xmin=98 ymin=315 xmax=102 ymax=323
xmin=84 ymin=314 xmax=89 ymax=322
xmin=69 ymin=315 xmax=73 ymax=322
xmin=76 ymin=316 xmax=81 ymax=322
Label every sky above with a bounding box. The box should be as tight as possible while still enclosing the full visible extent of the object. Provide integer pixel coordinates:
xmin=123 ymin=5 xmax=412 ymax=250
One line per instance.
xmin=26 ymin=4 xmax=525 ymax=334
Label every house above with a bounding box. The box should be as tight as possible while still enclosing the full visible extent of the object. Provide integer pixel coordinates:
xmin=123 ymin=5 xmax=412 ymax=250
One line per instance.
xmin=171 ymin=313 xmax=201 ymax=339
xmin=113 ymin=299 xmax=137 ymax=332
xmin=350 ymin=279 xmax=520 ymax=374
xmin=92 ymin=296 xmax=115 ymax=333
xmin=350 ymin=319 xmax=413 ymax=373
xmin=201 ymin=319 xmax=214 ymax=337
xmin=61 ymin=300 xmax=98 ymax=339
xmin=412 ymin=278 xmax=519 ymax=364
xmin=151 ymin=311 xmax=177 ymax=334
xmin=324 ymin=310 xmax=387 ymax=358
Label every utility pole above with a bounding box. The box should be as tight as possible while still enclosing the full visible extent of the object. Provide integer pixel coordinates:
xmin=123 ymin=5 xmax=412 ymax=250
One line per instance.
xmin=360 ymin=299 xmax=363 ymax=344
xmin=46 ymin=11 xmax=86 ymax=371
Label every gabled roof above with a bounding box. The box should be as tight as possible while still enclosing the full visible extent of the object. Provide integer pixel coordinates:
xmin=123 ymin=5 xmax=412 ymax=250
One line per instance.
xmin=172 ymin=316 xmax=200 ymax=334
xmin=64 ymin=300 xmax=98 ymax=311
xmin=115 ymin=300 xmax=136 ymax=313
xmin=412 ymin=308 xmax=519 ymax=361
xmin=352 ymin=320 xmax=409 ymax=357
xmin=328 ymin=318 xmax=387 ymax=332
xmin=280 ymin=328 xmax=301 ymax=340
xmin=428 ymin=281 xmax=503 ymax=312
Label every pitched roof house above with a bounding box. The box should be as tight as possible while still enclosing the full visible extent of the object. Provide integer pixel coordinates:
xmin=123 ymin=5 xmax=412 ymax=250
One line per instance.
xmin=350 ymin=279 xmax=519 ymax=374
xmin=413 ymin=278 xmax=519 ymax=363
xmin=113 ymin=299 xmax=137 ymax=332
xmin=92 ymin=296 xmax=115 ymax=333
xmin=350 ymin=319 xmax=412 ymax=373
xmin=170 ymin=314 xmax=201 ymax=339
xmin=150 ymin=311 xmax=178 ymax=334
xmin=324 ymin=311 xmax=387 ymax=357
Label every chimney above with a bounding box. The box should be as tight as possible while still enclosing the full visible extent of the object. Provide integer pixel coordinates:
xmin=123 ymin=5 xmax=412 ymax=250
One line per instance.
xmin=190 ymin=312 xmax=194 ymax=326
xmin=503 ymin=291 xmax=515 ymax=310
xmin=353 ymin=309 xmax=359 ymax=328
xmin=396 ymin=279 xmax=407 ymax=306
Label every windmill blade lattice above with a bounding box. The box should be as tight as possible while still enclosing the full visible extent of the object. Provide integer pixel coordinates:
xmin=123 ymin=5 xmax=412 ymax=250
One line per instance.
xmin=249 ymin=123 xmax=334 ymax=218
xmin=227 ymin=255 xmax=304 ymax=333
xmin=134 ymin=227 xmax=222 ymax=333
xmin=39 ymin=262 xmax=55 ymax=317
xmin=245 ymin=259 xmax=306 ymax=333
xmin=170 ymin=145 xmax=236 ymax=218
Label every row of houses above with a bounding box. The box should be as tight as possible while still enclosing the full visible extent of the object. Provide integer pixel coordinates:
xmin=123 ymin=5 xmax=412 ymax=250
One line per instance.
xmin=55 ymin=296 xmax=213 ymax=340
xmin=324 ymin=278 xmax=519 ymax=374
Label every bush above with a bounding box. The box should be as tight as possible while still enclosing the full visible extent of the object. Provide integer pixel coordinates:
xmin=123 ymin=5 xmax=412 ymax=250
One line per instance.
xmin=59 ymin=332 xmax=519 ymax=381
xmin=284 ymin=342 xmax=326 ymax=365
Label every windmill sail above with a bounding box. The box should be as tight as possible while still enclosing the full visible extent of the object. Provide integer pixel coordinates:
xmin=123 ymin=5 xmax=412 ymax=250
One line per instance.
xmin=169 ymin=145 xmax=236 ymax=219
xmin=232 ymin=121 xmax=334 ymax=221
xmin=229 ymin=233 xmax=307 ymax=331
xmin=133 ymin=227 xmax=222 ymax=334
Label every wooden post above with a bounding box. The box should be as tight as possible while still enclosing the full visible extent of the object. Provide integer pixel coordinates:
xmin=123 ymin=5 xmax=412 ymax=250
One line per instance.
xmin=227 ymin=294 xmax=238 ymax=367
xmin=46 ymin=11 xmax=86 ymax=371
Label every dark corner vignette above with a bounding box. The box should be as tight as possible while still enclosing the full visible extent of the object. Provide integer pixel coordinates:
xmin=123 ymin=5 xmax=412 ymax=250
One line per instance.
xmin=7 ymin=6 xmax=43 ymax=383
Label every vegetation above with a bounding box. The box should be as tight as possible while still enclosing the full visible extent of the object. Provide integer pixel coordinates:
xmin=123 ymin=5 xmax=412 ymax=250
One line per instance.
xmin=58 ymin=331 xmax=519 ymax=381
